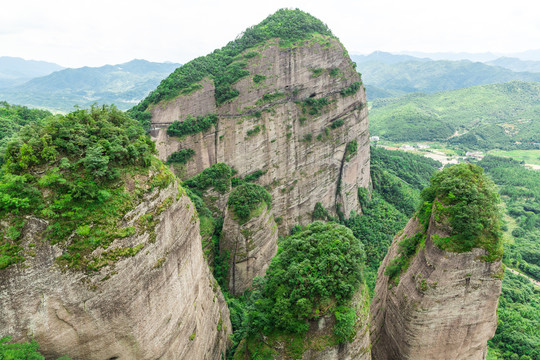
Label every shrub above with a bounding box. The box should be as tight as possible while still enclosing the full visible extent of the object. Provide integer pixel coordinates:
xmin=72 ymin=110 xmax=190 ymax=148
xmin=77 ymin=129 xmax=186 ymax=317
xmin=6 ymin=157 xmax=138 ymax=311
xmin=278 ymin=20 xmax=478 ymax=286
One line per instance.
xmin=183 ymin=163 xmax=232 ymax=194
xmin=419 ymin=163 xmax=502 ymax=260
xmin=227 ymin=183 xmax=271 ymax=222
xmin=167 ymin=148 xmax=195 ymax=164
xmin=330 ymin=118 xmax=344 ymax=129
xmin=340 ymin=82 xmax=361 ymax=97
xmin=166 ymin=113 xmax=218 ymax=138
xmin=253 ymin=74 xmax=266 ymax=83
xmin=245 ymin=222 xmax=365 ymax=341
xmin=301 ymin=97 xmax=329 ymax=116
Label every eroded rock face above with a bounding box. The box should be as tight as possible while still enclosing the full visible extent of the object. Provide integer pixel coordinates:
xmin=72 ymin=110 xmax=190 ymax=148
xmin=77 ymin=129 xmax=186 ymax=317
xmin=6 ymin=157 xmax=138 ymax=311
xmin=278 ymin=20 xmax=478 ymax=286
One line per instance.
xmin=220 ymin=204 xmax=278 ymax=295
xmin=370 ymin=216 xmax=503 ymax=360
xmin=150 ymin=37 xmax=370 ymax=233
xmin=0 ymin=182 xmax=231 ymax=360
xmin=299 ymin=287 xmax=371 ymax=360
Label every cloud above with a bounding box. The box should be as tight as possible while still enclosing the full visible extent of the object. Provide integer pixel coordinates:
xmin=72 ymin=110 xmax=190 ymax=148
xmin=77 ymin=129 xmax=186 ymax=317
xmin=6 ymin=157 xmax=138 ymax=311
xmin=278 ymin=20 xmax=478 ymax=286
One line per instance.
xmin=1 ymin=0 xmax=539 ymax=67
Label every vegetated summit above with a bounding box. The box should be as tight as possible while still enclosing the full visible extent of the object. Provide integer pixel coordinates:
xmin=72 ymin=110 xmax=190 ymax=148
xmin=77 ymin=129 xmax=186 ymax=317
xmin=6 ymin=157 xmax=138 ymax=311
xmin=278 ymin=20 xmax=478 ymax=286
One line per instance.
xmin=129 ymin=8 xmax=336 ymax=128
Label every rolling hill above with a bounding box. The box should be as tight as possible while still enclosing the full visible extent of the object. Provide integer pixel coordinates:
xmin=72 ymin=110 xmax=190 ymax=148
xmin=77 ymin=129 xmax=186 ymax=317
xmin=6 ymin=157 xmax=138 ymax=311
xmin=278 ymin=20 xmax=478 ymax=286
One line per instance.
xmin=353 ymin=55 xmax=540 ymax=101
xmin=0 ymin=59 xmax=180 ymax=112
xmin=369 ymin=81 xmax=540 ymax=149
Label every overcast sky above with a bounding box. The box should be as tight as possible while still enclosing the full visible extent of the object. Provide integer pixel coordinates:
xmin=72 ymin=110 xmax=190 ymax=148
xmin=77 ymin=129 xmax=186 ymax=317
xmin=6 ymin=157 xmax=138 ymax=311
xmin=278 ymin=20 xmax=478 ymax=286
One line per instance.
xmin=1 ymin=0 xmax=539 ymax=68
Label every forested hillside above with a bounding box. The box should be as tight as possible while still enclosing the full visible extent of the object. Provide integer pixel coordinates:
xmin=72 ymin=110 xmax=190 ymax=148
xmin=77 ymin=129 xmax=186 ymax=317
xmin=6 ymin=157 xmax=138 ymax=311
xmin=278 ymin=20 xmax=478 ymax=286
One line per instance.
xmin=369 ymin=81 xmax=540 ymax=149
xmin=356 ymin=58 xmax=540 ymax=100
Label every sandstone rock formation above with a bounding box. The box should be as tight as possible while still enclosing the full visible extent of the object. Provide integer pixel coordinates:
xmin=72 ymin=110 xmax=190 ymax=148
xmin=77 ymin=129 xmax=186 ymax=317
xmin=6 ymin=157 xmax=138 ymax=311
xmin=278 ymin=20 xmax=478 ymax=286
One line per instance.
xmin=299 ymin=287 xmax=372 ymax=360
xmin=150 ymin=36 xmax=370 ymax=233
xmin=0 ymin=181 xmax=231 ymax=360
xmin=370 ymin=215 xmax=503 ymax=360
xmin=220 ymin=203 xmax=278 ymax=295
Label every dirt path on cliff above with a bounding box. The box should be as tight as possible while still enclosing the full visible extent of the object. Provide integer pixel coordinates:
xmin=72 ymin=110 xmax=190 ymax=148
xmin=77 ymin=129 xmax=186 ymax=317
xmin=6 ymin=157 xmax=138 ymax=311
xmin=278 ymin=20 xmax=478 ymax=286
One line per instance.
xmin=507 ymin=267 xmax=540 ymax=287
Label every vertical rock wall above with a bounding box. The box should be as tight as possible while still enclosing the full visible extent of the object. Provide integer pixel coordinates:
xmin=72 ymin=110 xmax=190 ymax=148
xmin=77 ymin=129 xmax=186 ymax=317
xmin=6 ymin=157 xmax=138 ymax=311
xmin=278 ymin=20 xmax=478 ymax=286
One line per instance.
xmin=0 ymin=182 xmax=231 ymax=360
xmin=370 ymin=217 xmax=503 ymax=360
xmin=220 ymin=204 xmax=278 ymax=295
xmin=151 ymin=37 xmax=370 ymax=233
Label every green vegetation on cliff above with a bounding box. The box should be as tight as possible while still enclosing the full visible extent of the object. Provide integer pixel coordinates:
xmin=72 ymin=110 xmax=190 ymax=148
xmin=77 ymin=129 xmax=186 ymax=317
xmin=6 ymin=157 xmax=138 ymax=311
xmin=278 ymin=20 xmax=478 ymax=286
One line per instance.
xmin=166 ymin=113 xmax=218 ymax=138
xmin=0 ymin=105 xmax=170 ymax=271
xmin=236 ymin=222 xmax=365 ymax=357
xmin=227 ymin=182 xmax=271 ymax=223
xmin=129 ymin=8 xmax=334 ymax=128
xmin=0 ymin=337 xmax=71 ymax=360
xmin=418 ymin=163 xmax=502 ymax=259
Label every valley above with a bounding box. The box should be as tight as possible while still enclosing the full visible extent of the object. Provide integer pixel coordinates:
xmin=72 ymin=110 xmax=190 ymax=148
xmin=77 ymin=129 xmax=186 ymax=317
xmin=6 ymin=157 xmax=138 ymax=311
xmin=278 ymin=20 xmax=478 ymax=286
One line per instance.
xmin=0 ymin=6 xmax=539 ymax=360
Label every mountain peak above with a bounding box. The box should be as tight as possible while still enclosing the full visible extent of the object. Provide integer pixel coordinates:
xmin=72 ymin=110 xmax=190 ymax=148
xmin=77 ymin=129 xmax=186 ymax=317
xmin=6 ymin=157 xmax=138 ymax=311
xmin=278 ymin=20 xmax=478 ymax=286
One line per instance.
xmin=241 ymin=8 xmax=334 ymax=43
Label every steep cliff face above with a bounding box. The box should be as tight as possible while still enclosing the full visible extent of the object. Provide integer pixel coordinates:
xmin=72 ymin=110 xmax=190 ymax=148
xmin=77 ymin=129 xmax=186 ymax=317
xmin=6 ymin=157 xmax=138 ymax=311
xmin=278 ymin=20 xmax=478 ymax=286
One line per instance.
xmin=0 ymin=180 xmax=231 ymax=359
xmin=221 ymin=203 xmax=278 ymax=295
xmin=370 ymin=164 xmax=503 ymax=360
xmin=150 ymin=36 xmax=370 ymax=232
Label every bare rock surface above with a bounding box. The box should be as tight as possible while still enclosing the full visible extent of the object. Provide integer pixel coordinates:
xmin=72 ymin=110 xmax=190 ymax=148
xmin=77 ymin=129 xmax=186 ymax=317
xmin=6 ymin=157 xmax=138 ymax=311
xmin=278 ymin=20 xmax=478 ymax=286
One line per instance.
xmin=370 ymin=216 xmax=503 ymax=360
xmin=150 ymin=37 xmax=370 ymax=233
xmin=220 ymin=204 xmax=278 ymax=295
xmin=0 ymin=182 xmax=231 ymax=360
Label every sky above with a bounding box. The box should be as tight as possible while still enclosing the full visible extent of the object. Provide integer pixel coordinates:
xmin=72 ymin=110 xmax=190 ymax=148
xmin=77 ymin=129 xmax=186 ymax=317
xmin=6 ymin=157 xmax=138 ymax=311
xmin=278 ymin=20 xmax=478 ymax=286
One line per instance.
xmin=1 ymin=0 xmax=539 ymax=68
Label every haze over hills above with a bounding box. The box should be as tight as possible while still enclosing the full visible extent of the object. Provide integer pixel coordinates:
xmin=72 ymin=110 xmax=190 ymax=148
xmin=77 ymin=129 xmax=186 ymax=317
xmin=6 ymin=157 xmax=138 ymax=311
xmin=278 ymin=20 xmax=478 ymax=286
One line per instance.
xmin=353 ymin=54 xmax=540 ymax=101
xmin=0 ymin=59 xmax=180 ymax=112
xmin=486 ymin=57 xmax=540 ymax=73
xmin=0 ymin=56 xmax=64 ymax=89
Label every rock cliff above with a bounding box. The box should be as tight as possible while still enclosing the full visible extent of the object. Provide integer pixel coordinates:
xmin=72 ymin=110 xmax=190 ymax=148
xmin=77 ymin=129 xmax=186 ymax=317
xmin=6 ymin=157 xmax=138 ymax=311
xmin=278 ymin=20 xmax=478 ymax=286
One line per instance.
xmin=298 ymin=287 xmax=371 ymax=360
xmin=0 ymin=178 xmax=231 ymax=359
xmin=370 ymin=164 xmax=503 ymax=360
xmin=220 ymin=202 xmax=278 ymax=296
xmin=149 ymin=35 xmax=370 ymax=233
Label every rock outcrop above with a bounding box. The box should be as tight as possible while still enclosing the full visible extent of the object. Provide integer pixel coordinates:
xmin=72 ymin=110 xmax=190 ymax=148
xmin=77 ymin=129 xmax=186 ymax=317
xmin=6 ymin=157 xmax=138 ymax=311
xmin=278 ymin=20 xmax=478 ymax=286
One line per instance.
xmin=220 ymin=203 xmax=278 ymax=295
xmin=370 ymin=216 xmax=503 ymax=360
xmin=150 ymin=35 xmax=370 ymax=233
xmin=299 ymin=287 xmax=372 ymax=360
xmin=0 ymin=180 xmax=231 ymax=359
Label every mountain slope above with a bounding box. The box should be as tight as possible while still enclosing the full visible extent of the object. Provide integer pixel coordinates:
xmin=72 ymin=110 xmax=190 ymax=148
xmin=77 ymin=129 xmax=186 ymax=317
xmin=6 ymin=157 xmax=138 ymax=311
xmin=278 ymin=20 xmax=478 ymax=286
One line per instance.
xmin=486 ymin=56 xmax=540 ymax=73
xmin=369 ymin=81 xmax=540 ymax=149
xmin=0 ymin=57 xmax=64 ymax=88
xmin=0 ymin=59 xmax=180 ymax=112
xmin=358 ymin=59 xmax=540 ymax=100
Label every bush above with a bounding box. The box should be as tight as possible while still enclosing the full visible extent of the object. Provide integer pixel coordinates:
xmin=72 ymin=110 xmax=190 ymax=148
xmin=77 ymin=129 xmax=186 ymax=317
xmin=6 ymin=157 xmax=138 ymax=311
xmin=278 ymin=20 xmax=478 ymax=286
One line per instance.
xmin=419 ymin=163 xmax=502 ymax=260
xmin=167 ymin=148 xmax=195 ymax=164
xmin=227 ymin=183 xmax=271 ymax=222
xmin=245 ymin=222 xmax=365 ymax=341
xmin=340 ymin=82 xmax=361 ymax=97
xmin=167 ymin=113 xmax=218 ymax=138
xmin=183 ymin=163 xmax=232 ymax=194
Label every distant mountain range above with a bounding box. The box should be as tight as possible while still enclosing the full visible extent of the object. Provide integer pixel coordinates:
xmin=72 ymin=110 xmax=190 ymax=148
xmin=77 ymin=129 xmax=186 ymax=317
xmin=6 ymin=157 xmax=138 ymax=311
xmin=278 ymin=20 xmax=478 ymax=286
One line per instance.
xmin=0 ymin=59 xmax=180 ymax=112
xmin=351 ymin=52 xmax=540 ymax=101
xmin=2 ymin=51 xmax=539 ymax=112
xmin=0 ymin=57 xmax=64 ymax=88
